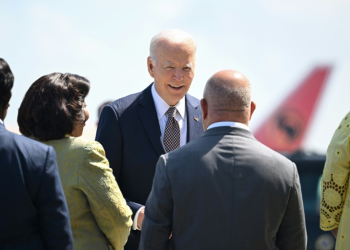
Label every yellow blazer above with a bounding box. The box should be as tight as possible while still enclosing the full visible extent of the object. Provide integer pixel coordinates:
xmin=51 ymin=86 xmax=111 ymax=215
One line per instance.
xmin=43 ymin=136 xmax=133 ymax=250
xmin=320 ymin=111 xmax=350 ymax=250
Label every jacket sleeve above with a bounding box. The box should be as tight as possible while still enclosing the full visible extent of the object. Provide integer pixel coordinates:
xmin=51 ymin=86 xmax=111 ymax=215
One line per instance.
xmin=96 ymin=105 xmax=143 ymax=216
xmin=36 ymin=146 xmax=74 ymax=250
xmin=139 ymin=155 xmax=173 ymax=250
xmin=275 ymin=163 xmax=307 ymax=250
xmin=79 ymin=141 xmax=133 ymax=250
xmin=320 ymin=112 xmax=350 ymax=231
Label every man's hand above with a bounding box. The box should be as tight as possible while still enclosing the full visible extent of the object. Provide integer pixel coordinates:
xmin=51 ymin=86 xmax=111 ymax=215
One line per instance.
xmin=137 ymin=207 xmax=145 ymax=230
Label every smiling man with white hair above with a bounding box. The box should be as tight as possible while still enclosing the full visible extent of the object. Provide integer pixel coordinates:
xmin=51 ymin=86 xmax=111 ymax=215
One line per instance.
xmin=96 ymin=29 xmax=204 ymax=250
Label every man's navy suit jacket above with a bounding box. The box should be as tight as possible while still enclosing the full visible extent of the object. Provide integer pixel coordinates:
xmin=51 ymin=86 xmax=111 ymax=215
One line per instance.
xmin=0 ymin=123 xmax=73 ymax=250
xmin=96 ymin=84 xmax=204 ymax=250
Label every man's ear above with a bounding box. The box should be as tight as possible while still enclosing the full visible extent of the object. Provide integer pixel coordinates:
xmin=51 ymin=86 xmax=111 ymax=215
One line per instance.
xmin=249 ymin=101 xmax=256 ymax=121
xmin=200 ymin=98 xmax=208 ymax=120
xmin=0 ymin=93 xmax=11 ymax=120
xmin=200 ymin=98 xmax=209 ymax=131
xmin=147 ymin=57 xmax=155 ymax=78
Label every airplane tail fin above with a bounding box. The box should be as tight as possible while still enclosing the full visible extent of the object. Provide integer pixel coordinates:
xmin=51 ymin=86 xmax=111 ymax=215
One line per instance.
xmin=253 ymin=66 xmax=332 ymax=154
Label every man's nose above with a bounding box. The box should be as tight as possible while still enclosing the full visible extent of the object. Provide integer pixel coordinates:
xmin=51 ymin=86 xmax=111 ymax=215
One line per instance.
xmin=173 ymin=68 xmax=183 ymax=81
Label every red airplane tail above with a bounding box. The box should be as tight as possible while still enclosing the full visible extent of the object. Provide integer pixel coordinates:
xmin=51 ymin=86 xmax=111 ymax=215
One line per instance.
xmin=254 ymin=66 xmax=332 ymax=154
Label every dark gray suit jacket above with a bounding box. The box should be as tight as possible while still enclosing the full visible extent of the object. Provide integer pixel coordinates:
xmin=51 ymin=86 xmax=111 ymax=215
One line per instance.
xmin=140 ymin=126 xmax=307 ymax=250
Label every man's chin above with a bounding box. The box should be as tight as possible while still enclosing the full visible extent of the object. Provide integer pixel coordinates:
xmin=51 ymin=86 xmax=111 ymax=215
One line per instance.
xmin=169 ymin=92 xmax=188 ymax=104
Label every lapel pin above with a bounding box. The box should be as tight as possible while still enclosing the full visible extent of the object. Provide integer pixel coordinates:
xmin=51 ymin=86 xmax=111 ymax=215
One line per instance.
xmin=194 ymin=117 xmax=199 ymax=122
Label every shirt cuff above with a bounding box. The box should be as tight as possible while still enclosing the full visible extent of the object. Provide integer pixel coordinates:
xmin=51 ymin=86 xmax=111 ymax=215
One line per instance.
xmin=132 ymin=206 xmax=145 ymax=230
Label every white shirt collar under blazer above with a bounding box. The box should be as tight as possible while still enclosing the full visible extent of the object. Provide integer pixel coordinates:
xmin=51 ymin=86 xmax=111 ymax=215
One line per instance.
xmin=207 ymin=121 xmax=250 ymax=131
xmin=151 ymin=83 xmax=186 ymax=120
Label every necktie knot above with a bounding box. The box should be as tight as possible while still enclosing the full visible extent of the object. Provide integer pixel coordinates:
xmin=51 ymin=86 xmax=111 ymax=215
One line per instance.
xmin=165 ymin=107 xmax=177 ymax=118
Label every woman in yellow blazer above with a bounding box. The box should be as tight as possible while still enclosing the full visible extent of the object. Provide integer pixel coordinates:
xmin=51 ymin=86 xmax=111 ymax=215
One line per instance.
xmin=320 ymin=111 xmax=350 ymax=250
xmin=18 ymin=73 xmax=133 ymax=250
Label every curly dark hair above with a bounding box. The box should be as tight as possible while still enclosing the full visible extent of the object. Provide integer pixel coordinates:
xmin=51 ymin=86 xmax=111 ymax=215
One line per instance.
xmin=18 ymin=73 xmax=90 ymax=141
xmin=0 ymin=58 xmax=14 ymax=109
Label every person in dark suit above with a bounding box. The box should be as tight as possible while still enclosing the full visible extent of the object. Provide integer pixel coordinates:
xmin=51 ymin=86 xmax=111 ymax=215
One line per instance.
xmin=96 ymin=29 xmax=204 ymax=250
xmin=0 ymin=58 xmax=73 ymax=250
xmin=140 ymin=69 xmax=307 ymax=250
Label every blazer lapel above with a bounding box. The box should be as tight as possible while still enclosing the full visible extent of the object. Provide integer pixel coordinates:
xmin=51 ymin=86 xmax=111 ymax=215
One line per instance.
xmin=186 ymin=94 xmax=203 ymax=142
xmin=138 ymin=84 xmax=166 ymax=156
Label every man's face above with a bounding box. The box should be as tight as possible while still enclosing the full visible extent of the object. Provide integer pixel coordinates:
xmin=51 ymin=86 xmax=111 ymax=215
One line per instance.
xmin=147 ymin=40 xmax=195 ymax=106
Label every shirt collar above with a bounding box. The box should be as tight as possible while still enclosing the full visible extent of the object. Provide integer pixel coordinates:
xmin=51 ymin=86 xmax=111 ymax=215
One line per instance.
xmin=0 ymin=119 xmax=3 ymax=125
xmin=207 ymin=121 xmax=250 ymax=131
xmin=151 ymin=83 xmax=186 ymax=120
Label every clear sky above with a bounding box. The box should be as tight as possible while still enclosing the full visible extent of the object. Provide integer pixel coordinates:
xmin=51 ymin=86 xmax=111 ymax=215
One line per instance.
xmin=1 ymin=0 xmax=349 ymax=153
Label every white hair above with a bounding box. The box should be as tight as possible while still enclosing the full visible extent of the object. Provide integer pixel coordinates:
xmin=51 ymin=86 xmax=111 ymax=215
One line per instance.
xmin=149 ymin=29 xmax=197 ymax=64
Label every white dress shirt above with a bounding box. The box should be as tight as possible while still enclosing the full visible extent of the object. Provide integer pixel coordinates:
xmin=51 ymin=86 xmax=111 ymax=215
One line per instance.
xmin=207 ymin=121 xmax=250 ymax=131
xmin=133 ymin=84 xmax=188 ymax=230
xmin=0 ymin=119 xmax=3 ymax=124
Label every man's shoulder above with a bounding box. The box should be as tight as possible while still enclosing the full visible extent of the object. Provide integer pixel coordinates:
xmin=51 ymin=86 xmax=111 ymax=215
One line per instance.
xmin=255 ymin=139 xmax=292 ymax=164
xmin=19 ymin=135 xmax=51 ymax=156
xmin=111 ymin=91 xmax=142 ymax=108
xmin=230 ymin=132 xmax=294 ymax=169
xmin=243 ymin=136 xmax=296 ymax=180
xmin=107 ymin=84 xmax=153 ymax=115
xmin=0 ymin=129 xmax=51 ymax=162
xmin=3 ymin=129 xmax=48 ymax=149
xmin=106 ymin=91 xmax=141 ymax=115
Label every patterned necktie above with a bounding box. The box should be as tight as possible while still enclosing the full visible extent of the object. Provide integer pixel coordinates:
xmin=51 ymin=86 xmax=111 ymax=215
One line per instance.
xmin=163 ymin=106 xmax=180 ymax=153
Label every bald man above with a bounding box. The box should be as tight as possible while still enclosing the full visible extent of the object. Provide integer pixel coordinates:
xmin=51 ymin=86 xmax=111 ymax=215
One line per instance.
xmin=140 ymin=70 xmax=307 ymax=250
xmin=96 ymin=29 xmax=203 ymax=250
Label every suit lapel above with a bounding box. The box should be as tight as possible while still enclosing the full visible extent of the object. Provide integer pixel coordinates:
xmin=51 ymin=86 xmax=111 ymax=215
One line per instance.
xmin=186 ymin=95 xmax=203 ymax=142
xmin=138 ymin=84 xmax=166 ymax=156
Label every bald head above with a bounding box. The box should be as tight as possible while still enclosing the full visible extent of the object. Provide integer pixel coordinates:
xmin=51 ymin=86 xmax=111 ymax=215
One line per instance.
xmin=205 ymin=70 xmax=251 ymax=110
xmin=201 ymin=70 xmax=255 ymax=129
xmin=149 ymin=29 xmax=196 ymax=64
